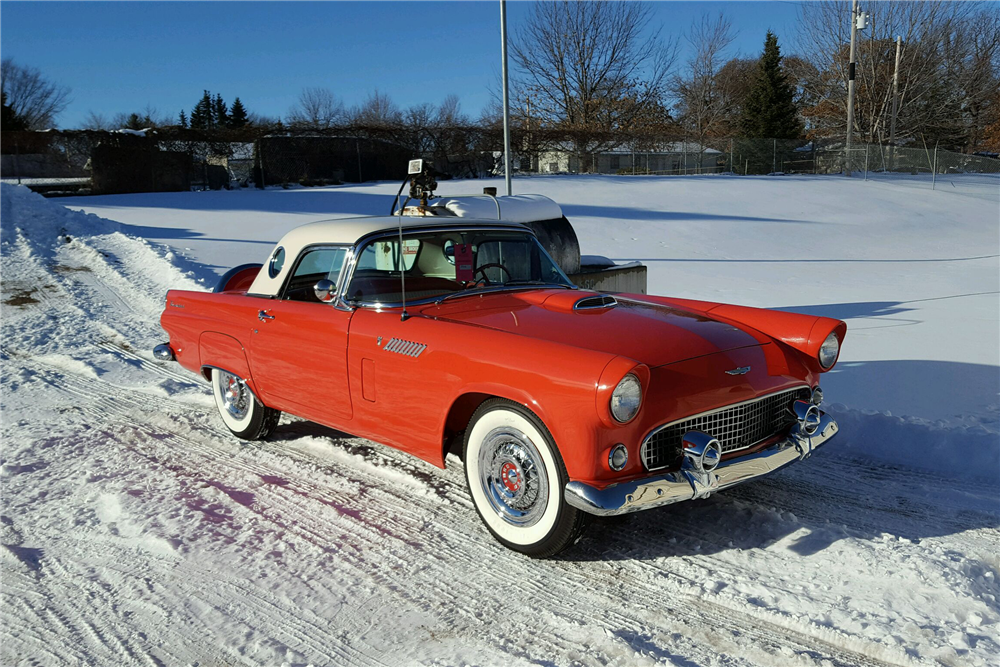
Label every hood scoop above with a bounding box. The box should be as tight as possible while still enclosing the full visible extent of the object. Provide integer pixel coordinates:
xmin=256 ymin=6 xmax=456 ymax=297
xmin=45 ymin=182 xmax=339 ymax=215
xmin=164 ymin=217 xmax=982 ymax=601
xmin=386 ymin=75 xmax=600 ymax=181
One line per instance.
xmin=574 ymin=295 xmax=618 ymax=310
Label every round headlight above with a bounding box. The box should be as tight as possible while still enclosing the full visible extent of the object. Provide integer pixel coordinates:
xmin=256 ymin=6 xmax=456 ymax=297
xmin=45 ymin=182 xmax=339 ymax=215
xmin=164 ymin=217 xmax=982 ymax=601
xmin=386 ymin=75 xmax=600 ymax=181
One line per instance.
xmin=818 ymin=332 xmax=839 ymax=369
xmin=610 ymin=373 xmax=642 ymax=423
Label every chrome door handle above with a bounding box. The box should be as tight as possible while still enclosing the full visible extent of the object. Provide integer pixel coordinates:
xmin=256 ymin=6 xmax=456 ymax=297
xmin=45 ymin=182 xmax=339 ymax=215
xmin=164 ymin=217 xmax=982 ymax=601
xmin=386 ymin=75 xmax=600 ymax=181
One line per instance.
xmin=258 ymin=310 xmax=274 ymax=322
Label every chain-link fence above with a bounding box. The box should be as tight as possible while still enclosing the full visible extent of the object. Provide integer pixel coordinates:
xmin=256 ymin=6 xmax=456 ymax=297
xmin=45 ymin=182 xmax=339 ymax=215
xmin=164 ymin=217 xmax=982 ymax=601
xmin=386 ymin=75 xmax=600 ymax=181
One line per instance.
xmin=2 ymin=127 xmax=996 ymax=197
xmin=841 ymin=144 xmax=1000 ymax=197
xmin=0 ymin=129 xmax=419 ymax=195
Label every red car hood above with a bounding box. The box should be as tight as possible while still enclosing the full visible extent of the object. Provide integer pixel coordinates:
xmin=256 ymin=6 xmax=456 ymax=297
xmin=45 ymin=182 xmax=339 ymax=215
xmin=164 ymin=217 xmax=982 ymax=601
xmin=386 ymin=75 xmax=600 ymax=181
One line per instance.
xmin=418 ymin=289 xmax=764 ymax=368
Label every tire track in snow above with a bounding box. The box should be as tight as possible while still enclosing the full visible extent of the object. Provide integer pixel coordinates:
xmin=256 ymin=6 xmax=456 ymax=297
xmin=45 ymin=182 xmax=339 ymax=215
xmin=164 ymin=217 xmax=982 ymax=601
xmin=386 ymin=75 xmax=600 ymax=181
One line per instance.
xmin=20 ymin=354 xmax=920 ymax=667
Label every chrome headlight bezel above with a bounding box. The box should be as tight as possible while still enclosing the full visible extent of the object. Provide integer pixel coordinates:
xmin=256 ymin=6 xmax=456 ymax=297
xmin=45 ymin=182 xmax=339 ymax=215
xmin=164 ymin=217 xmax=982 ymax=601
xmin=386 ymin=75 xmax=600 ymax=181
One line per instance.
xmin=818 ymin=332 xmax=840 ymax=369
xmin=608 ymin=444 xmax=628 ymax=471
xmin=610 ymin=373 xmax=642 ymax=423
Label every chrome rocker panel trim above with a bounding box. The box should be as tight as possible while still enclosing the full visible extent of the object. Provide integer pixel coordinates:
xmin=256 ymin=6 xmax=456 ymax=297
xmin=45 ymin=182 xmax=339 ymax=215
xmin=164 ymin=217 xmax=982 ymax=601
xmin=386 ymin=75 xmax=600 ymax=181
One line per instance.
xmin=565 ymin=411 xmax=839 ymax=516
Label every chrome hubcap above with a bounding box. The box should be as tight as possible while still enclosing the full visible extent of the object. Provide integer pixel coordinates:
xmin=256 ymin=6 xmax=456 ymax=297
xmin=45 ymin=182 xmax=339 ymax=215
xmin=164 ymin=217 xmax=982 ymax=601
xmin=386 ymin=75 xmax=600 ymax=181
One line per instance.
xmin=218 ymin=371 xmax=250 ymax=419
xmin=478 ymin=426 xmax=548 ymax=527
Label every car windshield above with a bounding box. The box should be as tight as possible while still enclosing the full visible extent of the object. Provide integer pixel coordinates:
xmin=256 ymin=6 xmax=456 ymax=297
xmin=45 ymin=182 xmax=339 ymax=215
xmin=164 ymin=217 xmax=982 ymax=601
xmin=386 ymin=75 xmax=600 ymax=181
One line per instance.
xmin=344 ymin=229 xmax=572 ymax=305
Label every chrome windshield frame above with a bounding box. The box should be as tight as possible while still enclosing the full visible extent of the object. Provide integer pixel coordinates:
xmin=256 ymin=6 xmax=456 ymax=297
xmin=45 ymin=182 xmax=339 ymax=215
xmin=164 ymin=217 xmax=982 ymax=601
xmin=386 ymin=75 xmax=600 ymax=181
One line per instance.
xmin=277 ymin=243 xmax=354 ymax=304
xmin=338 ymin=225 xmax=576 ymax=310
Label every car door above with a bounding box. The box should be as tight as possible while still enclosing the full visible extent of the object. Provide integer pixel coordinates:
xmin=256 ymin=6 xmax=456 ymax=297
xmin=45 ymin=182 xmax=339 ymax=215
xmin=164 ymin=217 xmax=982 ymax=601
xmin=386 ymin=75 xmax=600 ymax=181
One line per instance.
xmin=249 ymin=245 xmax=354 ymax=423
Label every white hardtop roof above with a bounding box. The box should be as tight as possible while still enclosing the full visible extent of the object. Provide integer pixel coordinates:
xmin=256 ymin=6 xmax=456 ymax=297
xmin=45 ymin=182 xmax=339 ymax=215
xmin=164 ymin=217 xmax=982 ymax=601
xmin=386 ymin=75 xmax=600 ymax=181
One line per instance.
xmin=248 ymin=215 xmax=527 ymax=297
xmin=432 ymin=193 xmax=563 ymax=223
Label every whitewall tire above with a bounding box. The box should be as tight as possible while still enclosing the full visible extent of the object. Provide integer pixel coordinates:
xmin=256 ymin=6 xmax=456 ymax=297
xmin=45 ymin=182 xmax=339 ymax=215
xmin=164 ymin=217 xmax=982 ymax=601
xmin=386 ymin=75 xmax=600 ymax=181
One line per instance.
xmin=210 ymin=368 xmax=280 ymax=440
xmin=464 ymin=398 xmax=588 ymax=557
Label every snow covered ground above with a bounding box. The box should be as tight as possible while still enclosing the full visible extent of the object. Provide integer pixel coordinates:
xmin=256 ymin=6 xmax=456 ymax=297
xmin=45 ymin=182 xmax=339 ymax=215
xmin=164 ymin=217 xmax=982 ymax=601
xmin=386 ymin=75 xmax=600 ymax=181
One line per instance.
xmin=2 ymin=174 xmax=998 ymax=666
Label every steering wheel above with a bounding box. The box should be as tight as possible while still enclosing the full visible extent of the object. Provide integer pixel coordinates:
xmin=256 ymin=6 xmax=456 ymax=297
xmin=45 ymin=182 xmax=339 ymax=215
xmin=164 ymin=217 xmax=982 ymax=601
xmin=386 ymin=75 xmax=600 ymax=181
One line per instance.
xmin=472 ymin=263 xmax=512 ymax=286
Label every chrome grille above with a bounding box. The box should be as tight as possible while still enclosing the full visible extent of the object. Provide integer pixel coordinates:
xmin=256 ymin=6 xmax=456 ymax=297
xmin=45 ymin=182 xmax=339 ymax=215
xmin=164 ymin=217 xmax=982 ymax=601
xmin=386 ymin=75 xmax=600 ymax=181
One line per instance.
xmin=641 ymin=387 xmax=810 ymax=470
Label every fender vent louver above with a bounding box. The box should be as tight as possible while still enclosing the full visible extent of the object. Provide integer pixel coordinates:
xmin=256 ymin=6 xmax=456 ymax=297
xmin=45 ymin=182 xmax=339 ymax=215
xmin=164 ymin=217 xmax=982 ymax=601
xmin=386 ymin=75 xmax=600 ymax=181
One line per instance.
xmin=383 ymin=338 xmax=427 ymax=358
xmin=573 ymin=295 xmax=618 ymax=310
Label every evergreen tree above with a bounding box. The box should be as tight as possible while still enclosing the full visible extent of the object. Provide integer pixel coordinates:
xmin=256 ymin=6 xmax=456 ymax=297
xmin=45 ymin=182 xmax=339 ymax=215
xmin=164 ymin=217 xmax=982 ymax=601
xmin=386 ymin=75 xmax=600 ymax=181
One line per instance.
xmin=178 ymin=109 xmax=188 ymax=128
xmin=228 ymin=97 xmax=248 ymax=128
xmin=190 ymin=90 xmax=214 ymax=130
xmin=740 ymin=31 xmax=801 ymax=139
xmin=125 ymin=112 xmax=144 ymax=130
xmin=1 ymin=91 xmax=26 ymax=130
xmin=214 ymin=93 xmax=228 ymax=127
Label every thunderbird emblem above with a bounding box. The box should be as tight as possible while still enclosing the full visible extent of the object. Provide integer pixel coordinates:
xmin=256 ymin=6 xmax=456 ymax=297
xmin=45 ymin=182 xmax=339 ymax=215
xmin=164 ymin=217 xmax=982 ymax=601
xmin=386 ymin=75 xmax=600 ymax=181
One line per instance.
xmin=725 ymin=366 xmax=751 ymax=376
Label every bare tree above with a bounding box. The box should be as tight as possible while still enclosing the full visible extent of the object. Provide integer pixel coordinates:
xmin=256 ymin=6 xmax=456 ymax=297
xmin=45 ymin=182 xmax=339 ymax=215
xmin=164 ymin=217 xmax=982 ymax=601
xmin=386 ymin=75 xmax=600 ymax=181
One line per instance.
xmin=248 ymin=112 xmax=283 ymax=130
xmin=436 ymin=94 xmax=464 ymax=126
xmin=109 ymin=104 xmax=172 ymax=130
xmin=795 ymin=0 xmax=1000 ymax=149
xmin=81 ymin=111 xmax=112 ymax=131
xmin=671 ymin=13 xmax=737 ymax=157
xmin=287 ymin=87 xmax=345 ymax=129
xmin=0 ymin=58 xmax=71 ymax=129
xmin=351 ymin=89 xmax=402 ymax=127
xmin=510 ymin=0 xmax=678 ymax=168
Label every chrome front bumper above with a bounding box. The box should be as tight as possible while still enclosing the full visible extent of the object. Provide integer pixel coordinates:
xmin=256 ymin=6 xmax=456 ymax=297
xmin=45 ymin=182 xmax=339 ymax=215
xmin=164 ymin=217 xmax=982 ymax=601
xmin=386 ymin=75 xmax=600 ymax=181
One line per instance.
xmin=565 ymin=412 xmax=839 ymax=516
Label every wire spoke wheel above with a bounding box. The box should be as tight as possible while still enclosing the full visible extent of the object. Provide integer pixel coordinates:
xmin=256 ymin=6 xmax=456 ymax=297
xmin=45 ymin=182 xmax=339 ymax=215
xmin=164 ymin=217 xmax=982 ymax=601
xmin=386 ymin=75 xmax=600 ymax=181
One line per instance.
xmin=464 ymin=398 xmax=588 ymax=557
xmin=218 ymin=370 xmax=250 ymax=420
xmin=210 ymin=368 xmax=280 ymax=441
xmin=478 ymin=427 xmax=549 ymax=527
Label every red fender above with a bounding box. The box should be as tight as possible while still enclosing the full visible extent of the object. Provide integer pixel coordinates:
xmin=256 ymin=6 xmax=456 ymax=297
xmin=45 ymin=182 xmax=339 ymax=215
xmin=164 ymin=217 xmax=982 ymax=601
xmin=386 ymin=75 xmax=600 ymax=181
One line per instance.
xmin=625 ymin=294 xmax=846 ymax=372
xmin=199 ymin=332 xmax=260 ymax=395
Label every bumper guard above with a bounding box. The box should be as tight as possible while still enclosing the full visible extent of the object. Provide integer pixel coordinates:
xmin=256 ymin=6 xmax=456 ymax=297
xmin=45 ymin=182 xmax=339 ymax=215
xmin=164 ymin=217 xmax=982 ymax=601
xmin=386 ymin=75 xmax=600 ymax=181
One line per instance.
xmin=565 ymin=411 xmax=838 ymax=516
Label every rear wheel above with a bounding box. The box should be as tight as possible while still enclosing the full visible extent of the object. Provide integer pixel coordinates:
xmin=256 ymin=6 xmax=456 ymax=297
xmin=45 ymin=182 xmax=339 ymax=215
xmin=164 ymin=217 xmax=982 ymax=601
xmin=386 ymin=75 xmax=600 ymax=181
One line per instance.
xmin=210 ymin=368 xmax=280 ymax=440
xmin=463 ymin=398 xmax=588 ymax=557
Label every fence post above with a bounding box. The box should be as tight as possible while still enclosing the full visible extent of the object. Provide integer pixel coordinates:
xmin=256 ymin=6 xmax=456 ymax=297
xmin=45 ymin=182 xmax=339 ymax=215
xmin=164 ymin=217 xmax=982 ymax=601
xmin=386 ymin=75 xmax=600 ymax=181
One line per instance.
xmin=813 ymin=142 xmax=817 ymax=174
xmin=259 ymin=138 xmax=267 ymax=189
xmin=864 ymin=143 xmax=869 ymax=181
xmin=729 ymin=138 xmax=734 ymax=173
xmin=150 ymin=139 xmax=158 ymax=192
xmin=355 ymin=138 xmax=363 ymax=183
xmin=744 ymin=159 xmax=748 ymax=176
xmin=772 ymin=139 xmax=776 ymax=173
xmin=931 ymin=144 xmax=938 ymax=190
xmin=13 ymin=136 xmax=22 ymax=185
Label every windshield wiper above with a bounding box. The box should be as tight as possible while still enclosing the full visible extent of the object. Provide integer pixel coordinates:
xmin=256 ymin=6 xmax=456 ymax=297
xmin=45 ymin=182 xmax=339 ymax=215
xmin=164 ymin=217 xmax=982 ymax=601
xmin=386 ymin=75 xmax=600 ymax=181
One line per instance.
xmin=503 ymin=280 xmax=573 ymax=288
xmin=434 ymin=282 xmax=571 ymax=305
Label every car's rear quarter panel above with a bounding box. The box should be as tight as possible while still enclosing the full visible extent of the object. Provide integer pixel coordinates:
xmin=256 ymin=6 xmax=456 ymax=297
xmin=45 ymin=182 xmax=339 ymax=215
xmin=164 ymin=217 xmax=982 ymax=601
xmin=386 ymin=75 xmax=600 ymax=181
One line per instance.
xmin=161 ymin=290 xmax=268 ymax=392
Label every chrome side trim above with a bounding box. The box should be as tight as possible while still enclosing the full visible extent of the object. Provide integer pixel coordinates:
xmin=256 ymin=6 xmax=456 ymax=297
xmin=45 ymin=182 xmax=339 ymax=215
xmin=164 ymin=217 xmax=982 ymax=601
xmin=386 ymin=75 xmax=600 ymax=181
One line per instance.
xmin=383 ymin=338 xmax=427 ymax=357
xmin=566 ymin=412 xmax=839 ymax=516
xmin=640 ymin=384 xmax=810 ymax=469
xmin=574 ymin=295 xmax=618 ymax=310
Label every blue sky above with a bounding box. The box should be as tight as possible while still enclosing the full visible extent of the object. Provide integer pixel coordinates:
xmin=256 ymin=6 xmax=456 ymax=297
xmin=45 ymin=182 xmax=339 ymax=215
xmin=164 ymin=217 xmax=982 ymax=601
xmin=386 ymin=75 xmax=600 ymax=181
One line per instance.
xmin=1 ymin=1 xmax=802 ymax=129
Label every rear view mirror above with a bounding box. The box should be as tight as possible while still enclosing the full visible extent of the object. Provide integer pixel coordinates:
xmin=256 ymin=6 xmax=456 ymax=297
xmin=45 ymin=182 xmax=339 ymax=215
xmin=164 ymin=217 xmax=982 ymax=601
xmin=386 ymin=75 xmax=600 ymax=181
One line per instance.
xmin=314 ymin=279 xmax=336 ymax=303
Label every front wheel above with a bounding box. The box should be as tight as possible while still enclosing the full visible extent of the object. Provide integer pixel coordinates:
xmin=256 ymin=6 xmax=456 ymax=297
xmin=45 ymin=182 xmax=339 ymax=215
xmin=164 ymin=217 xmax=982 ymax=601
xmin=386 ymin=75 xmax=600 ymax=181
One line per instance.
xmin=463 ymin=398 xmax=588 ymax=557
xmin=210 ymin=368 xmax=280 ymax=440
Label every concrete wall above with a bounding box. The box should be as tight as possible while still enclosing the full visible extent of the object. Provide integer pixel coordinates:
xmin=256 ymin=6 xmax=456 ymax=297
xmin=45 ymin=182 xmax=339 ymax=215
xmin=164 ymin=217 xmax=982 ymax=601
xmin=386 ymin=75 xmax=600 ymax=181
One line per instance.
xmin=567 ymin=264 xmax=647 ymax=294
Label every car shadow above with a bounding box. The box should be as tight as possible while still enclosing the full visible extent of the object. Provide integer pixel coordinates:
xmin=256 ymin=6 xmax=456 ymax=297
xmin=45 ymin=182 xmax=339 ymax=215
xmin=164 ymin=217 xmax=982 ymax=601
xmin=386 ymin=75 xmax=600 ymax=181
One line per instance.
xmin=563 ymin=445 xmax=999 ymax=563
xmin=60 ymin=184 xmax=391 ymax=216
xmin=561 ymin=202 xmax=818 ymax=225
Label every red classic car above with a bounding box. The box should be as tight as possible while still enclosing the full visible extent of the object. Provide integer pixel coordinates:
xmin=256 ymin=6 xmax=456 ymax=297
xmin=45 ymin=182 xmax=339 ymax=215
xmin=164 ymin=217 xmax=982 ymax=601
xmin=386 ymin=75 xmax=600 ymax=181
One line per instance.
xmin=155 ymin=214 xmax=844 ymax=557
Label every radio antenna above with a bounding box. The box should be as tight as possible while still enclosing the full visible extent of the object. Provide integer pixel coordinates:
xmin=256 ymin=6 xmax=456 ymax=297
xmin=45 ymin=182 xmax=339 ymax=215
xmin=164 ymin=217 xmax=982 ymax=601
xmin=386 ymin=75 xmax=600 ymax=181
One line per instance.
xmin=397 ymin=159 xmax=424 ymax=322
xmin=398 ymin=194 xmax=410 ymax=322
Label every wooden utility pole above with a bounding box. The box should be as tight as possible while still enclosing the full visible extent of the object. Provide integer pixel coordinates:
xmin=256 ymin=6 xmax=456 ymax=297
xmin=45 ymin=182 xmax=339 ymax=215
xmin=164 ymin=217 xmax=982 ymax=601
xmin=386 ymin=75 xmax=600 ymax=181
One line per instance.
xmin=845 ymin=0 xmax=860 ymax=175
xmin=889 ymin=36 xmax=902 ymax=170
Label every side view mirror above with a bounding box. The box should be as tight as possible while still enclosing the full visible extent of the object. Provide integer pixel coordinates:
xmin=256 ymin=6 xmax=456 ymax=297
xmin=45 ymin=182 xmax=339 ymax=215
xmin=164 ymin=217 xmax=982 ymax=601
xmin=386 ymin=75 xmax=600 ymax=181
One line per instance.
xmin=314 ymin=279 xmax=336 ymax=303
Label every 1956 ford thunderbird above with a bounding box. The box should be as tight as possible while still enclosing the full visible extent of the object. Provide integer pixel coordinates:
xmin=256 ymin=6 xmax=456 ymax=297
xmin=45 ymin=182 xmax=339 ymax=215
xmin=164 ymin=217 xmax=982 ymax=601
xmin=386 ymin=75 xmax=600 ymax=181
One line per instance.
xmin=155 ymin=215 xmax=845 ymax=557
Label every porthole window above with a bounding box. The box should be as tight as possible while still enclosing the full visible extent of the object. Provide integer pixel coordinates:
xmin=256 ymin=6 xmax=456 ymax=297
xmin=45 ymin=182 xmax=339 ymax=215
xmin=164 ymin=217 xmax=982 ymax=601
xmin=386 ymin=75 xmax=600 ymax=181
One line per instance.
xmin=268 ymin=247 xmax=285 ymax=278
